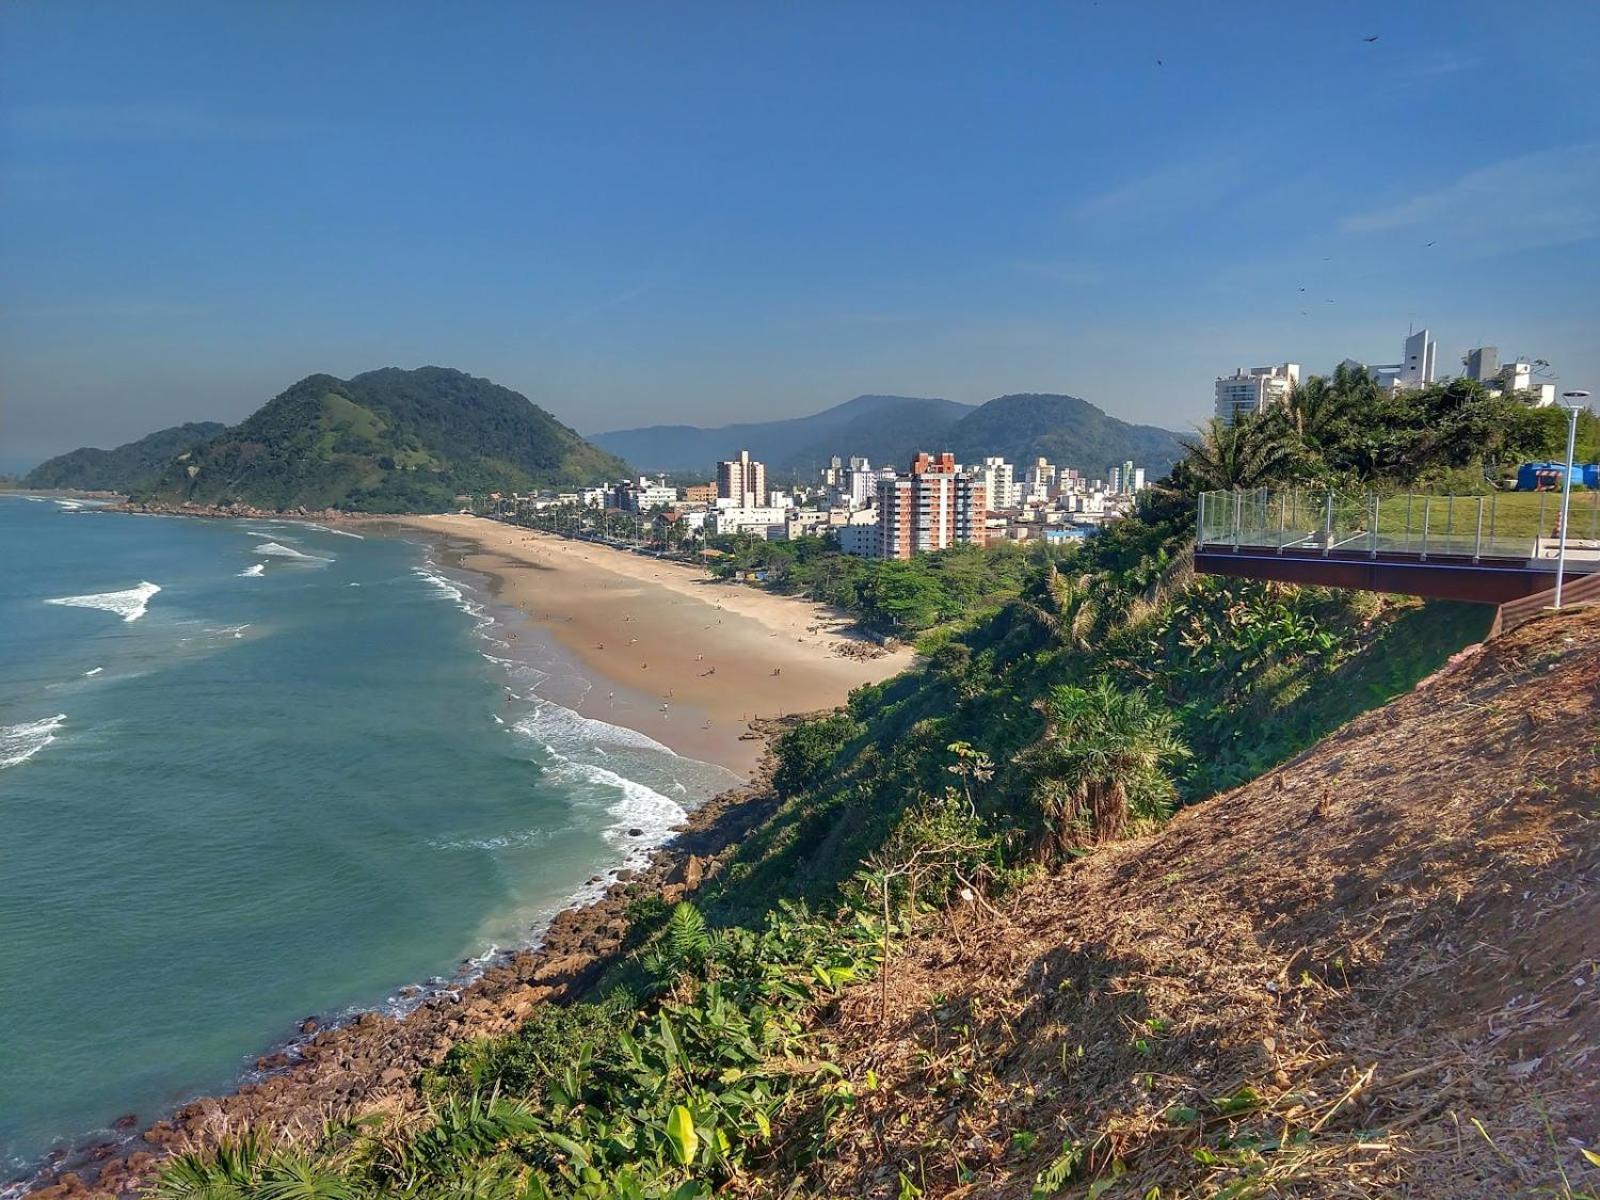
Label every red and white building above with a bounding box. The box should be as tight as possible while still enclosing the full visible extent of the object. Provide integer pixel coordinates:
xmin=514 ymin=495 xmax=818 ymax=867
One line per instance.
xmin=874 ymin=452 xmax=988 ymax=560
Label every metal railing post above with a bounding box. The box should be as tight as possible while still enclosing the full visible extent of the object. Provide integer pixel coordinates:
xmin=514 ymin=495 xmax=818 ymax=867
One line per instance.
xmin=1404 ymin=495 xmax=1414 ymax=554
xmin=1446 ymin=495 xmax=1455 ymax=555
xmin=1370 ymin=494 xmax=1379 ymax=559
xmin=1323 ymin=491 xmax=1334 ymax=556
xmin=1233 ymin=490 xmax=1241 ymax=551
xmin=1197 ymin=491 xmax=1206 ymax=548
xmin=1420 ymin=499 xmax=1430 ymax=561
xmin=1277 ymin=491 xmax=1287 ymax=552
xmin=1474 ymin=496 xmax=1484 ymax=562
xmin=1538 ymin=490 xmax=1548 ymax=558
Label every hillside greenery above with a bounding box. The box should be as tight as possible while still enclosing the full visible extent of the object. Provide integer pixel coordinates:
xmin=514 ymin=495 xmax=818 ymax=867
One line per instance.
xmin=703 ymin=535 xmax=1071 ymax=640
xmin=947 ymin=392 xmax=1185 ymax=478
xmin=140 ymin=367 xmax=629 ymax=512
xmin=23 ymin=422 xmax=226 ymax=492
xmin=155 ymin=365 xmax=1563 ymax=1199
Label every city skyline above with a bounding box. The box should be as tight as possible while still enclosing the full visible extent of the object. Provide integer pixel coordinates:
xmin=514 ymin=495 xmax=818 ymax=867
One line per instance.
xmin=4 ymin=1 xmax=1598 ymax=464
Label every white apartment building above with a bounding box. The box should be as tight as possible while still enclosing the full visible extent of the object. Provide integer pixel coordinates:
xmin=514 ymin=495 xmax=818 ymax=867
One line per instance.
xmin=1465 ymin=346 xmax=1556 ymax=405
xmin=972 ymin=456 xmax=1018 ymax=509
xmin=707 ymin=505 xmax=788 ymax=539
xmin=716 ymin=449 xmax=768 ymax=508
xmin=1215 ymin=363 xmax=1300 ymax=424
xmin=1023 ymin=457 xmax=1056 ymax=503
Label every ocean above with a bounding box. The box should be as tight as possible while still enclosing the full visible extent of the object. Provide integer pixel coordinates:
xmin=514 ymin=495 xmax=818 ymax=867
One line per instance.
xmin=0 ymin=495 xmax=738 ymax=1178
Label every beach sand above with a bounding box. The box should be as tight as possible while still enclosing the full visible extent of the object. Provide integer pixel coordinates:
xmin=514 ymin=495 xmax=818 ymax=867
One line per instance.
xmin=384 ymin=515 xmax=913 ymax=775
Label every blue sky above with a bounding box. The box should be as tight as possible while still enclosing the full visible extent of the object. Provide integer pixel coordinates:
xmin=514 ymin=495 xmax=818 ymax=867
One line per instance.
xmin=3 ymin=1 xmax=1597 ymax=463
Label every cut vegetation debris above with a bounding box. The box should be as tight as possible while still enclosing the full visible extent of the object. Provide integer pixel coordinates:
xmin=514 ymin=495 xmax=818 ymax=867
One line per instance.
xmin=771 ymin=607 xmax=1599 ymax=1198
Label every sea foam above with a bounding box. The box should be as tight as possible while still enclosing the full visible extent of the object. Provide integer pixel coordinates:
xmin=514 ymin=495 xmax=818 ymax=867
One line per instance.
xmin=255 ymin=542 xmax=330 ymax=563
xmin=238 ymin=563 xmax=265 ymax=578
xmin=515 ymin=701 xmax=677 ymax=757
xmin=45 ymin=581 xmax=161 ymax=622
xmin=0 ymin=714 xmax=67 ymax=770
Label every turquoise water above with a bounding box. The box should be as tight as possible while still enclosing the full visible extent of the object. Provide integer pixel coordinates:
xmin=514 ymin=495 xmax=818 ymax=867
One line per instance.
xmin=0 ymin=496 xmax=736 ymax=1178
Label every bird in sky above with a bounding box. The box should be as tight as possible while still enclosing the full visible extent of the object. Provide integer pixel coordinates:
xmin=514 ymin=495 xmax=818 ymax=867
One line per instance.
xmin=1426 ymin=240 xmax=1437 ymax=247
xmin=1363 ymin=35 xmax=1380 ymax=42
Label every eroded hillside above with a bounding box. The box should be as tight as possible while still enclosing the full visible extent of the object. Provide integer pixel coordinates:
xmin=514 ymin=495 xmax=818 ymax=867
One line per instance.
xmin=770 ymin=607 xmax=1599 ymax=1197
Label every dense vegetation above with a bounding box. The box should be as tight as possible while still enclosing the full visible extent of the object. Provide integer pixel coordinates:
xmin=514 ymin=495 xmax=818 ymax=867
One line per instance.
xmin=154 ymin=366 xmax=1573 ymax=1198
xmin=593 ymin=392 xmax=1184 ymax=480
xmin=139 ymin=367 xmax=629 ymax=512
xmin=23 ymin=422 xmax=226 ymax=492
xmin=703 ymin=536 xmax=1070 ymax=639
xmin=1171 ymin=364 xmax=1598 ymax=495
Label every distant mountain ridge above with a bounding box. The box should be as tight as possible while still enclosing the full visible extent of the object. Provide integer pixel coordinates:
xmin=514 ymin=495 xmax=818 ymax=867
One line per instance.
xmin=593 ymin=391 xmax=1185 ymax=479
xmin=590 ymin=395 xmax=974 ymax=478
xmin=949 ymin=393 xmax=1186 ymax=477
xmin=24 ymin=422 xmax=228 ymax=492
xmin=135 ymin=367 xmax=628 ymax=512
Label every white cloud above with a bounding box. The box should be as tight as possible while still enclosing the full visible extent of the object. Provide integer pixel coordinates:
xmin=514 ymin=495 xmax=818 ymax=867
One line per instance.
xmin=1341 ymin=142 xmax=1600 ymax=253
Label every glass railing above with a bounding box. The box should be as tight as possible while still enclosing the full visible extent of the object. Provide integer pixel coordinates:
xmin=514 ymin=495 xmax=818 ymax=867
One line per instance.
xmin=1197 ymin=487 xmax=1600 ymax=563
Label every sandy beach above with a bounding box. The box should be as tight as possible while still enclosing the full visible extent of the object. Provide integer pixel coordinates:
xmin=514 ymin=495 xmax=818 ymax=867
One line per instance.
xmin=385 ymin=515 xmax=913 ymax=774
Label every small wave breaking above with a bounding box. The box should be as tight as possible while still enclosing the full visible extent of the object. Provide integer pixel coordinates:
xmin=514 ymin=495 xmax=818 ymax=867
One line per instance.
xmin=0 ymin=714 xmax=67 ymax=770
xmin=45 ymin=581 xmax=161 ymax=622
xmin=238 ymin=563 xmax=266 ymax=578
xmin=255 ymin=542 xmax=331 ymax=563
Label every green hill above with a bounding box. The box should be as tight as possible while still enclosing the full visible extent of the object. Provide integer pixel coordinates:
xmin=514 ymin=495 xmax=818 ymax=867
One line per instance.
xmin=141 ymin=367 xmax=629 ymax=512
xmin=948 ymin=392 xmax=1186 ymax=476
xmin=23 ymin=422 xmax=227 ymax=492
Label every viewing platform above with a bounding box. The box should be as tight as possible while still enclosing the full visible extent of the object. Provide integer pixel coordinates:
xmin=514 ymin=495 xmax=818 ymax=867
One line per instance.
xmin=1195 ymin=487 xmax=1600 ymax=605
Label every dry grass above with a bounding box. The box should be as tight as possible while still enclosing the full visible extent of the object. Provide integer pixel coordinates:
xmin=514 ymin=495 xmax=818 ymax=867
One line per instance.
xmin=752 ymin=607 xmax=1600 ymax=1198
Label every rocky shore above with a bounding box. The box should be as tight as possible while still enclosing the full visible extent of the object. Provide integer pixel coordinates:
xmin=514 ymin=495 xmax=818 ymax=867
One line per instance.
xmin=109 ymin=500 xmax=358 ymax=522
xmin=20 ymin=720 xmax=798 ymax=1200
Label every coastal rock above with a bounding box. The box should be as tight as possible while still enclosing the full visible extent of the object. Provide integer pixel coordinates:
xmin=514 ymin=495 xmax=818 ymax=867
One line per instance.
xmin=111 ymin=1113 xmax=138 ymax=1132
xmin=298 ymin=1017 xmax=319 ymax=1035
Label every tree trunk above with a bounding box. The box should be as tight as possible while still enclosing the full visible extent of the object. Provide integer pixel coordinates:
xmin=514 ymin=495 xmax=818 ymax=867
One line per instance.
xmin=1092 ymin=778 xmax=1128 ymax=841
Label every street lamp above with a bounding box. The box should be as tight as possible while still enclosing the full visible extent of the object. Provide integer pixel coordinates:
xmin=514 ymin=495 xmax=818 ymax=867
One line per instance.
xmin=1554 ymin=390 xmax=1590 ymax=608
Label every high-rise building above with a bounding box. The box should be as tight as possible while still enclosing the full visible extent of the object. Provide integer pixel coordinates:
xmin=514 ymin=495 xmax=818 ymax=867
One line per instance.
xmin=716 ymin=449 xmax=767 ymax=508
xmin=874 ymin=452 xmax=988 ymax=560
xmin=1463 ymin=346 xmax=1500 ymax=382
xmin=1214 ymin=363 xmax=1300 ymax=424
xmin=972 ymin=456 xmax=1018 ymax=509
xmin=1399 ymin=329 xmax=1437 ymax=389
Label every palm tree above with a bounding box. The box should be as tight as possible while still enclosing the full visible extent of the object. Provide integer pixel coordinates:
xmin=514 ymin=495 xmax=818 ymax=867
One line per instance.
xmin=1017 ymin=677 xmax=1189 ymax=854
xmin=1175 ymin=414 xmax=1295 ymax=494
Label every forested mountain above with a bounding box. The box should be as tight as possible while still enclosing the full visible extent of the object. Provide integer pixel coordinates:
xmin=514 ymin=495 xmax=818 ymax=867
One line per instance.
xmin=23 ymin=422 xmax=227 ymax=492
xmin=594 ymin=391 xmax=1184 ymax=480
xmin=590 ymin=395 xmax=974 ymax=477
xmin=947 ymin=392 xmax=1186 ymax=475
xmin=139 ymin=367 xmax=629 ymax=512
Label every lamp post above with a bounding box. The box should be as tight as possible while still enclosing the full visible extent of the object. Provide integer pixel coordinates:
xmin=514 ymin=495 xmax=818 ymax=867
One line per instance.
xmin=1554 ymin=390 xmax=1590 ymax=608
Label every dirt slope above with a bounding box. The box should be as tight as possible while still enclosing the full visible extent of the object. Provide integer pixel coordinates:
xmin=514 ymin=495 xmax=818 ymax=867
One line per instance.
xmin=774 ymin=607 xmax=1600 ymax=1198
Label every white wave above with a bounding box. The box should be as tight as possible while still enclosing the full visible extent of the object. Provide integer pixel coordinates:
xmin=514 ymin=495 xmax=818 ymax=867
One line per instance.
xmin=550 ymin=760 xmax=688 ymax=850
xmin=83 ymin=667 xmax=103 ymax=677
xmin=348 ymin=582 xmax=361 ymax=587
xmin=514 ymin=700 xmax=677 ymax=757
xmin=305 ymin=523 xmax=365 ymax=539
xmin=212 ymin=623 xmax=251 ymax=640
xmin=413 ymin=566 xmax=492 ymax=629
xmin=45 ymin=581 xmax=161 ymax=622
xmin=53 ymin=499 xmax=84 ymax=511
xmin=255 ymin=542 xmax=331 ymax=563
xmin=0 ymin=714 xmax=67 ymax=769
xmin=238 ymin=563 xmax=266 ymax=578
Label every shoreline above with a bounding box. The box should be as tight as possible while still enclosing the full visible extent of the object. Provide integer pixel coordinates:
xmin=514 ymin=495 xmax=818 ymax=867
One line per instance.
xmin=16 ymin=505 xmax=911 ymax=1198
xmin=20 ymin=726 xmax=798 ymax=1199
xmin=378 ymin=515 xmax=913 ymax=776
